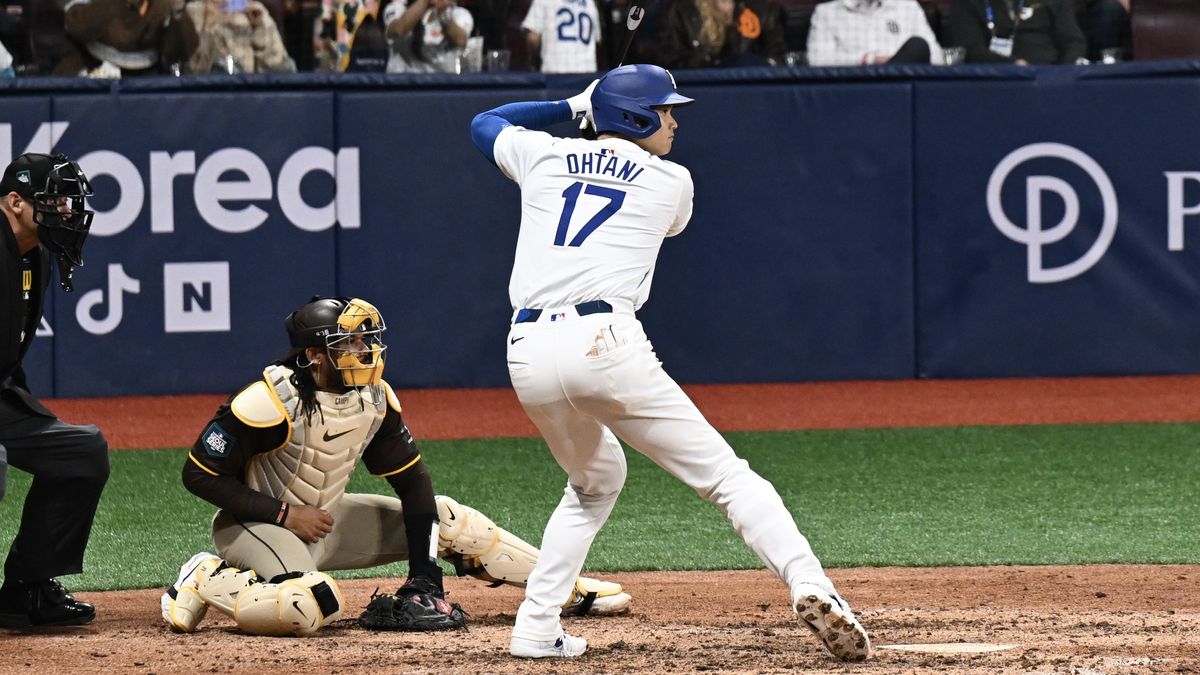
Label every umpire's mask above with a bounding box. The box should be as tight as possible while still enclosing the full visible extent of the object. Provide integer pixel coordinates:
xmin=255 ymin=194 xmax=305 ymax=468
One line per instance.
xmin=0 ymin=153 xmax=95 ymax=292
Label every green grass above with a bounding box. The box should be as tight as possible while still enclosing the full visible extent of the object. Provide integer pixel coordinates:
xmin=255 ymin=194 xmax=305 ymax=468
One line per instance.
xmin=2 ymin=423 xmax=1198 ymax=591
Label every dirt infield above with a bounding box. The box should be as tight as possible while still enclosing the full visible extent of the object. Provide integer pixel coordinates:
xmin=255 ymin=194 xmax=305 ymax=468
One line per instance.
xmin=3 ymin=566 xmax=1197 ymax=674
xmin=5 ymin=376 xmax=1200 ymax=673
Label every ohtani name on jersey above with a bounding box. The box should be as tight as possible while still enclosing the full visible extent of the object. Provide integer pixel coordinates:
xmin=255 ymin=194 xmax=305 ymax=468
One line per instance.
xmin=565 ymin=152 xmax=645 ymax=183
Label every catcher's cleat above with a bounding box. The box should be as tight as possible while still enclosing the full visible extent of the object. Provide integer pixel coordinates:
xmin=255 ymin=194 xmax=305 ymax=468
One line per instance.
xmin=510 ymin=631 xmax=588 ymax=658
xmin=792 ymin=584 xmax=871 ymax=662
xmin=562 ymin=578 xmax=631 ymax=616
xmin=160 ymin=552 xmax=220 ymax=632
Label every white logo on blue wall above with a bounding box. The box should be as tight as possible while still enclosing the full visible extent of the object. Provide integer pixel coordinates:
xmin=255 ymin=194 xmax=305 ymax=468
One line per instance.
xmin=987 ymin=143 xmax=1118 ymax=284
xmin=163 ymin=262 xmax=230 ymax=333
xmin=1 ymin=122 xmax=361 ymax=236
xmin=75 ymin=264 xmax=142 ymax=335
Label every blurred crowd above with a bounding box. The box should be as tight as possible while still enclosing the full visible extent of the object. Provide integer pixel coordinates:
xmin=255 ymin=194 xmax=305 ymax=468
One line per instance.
xmin=0 ymin=0 xmax=1143 ymax=78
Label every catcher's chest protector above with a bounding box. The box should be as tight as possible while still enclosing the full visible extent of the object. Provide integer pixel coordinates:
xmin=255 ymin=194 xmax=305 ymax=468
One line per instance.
xmin=245 ymin=365 xmax=388 ymax=510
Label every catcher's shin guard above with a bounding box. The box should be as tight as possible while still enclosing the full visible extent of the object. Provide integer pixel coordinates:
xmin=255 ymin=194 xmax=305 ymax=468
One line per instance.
xmin=161 ymin=552 xmax=221 ymax=632
xmin=233 ymin=571 xmax=345 ymax=637
xmin=435 ymin=496 xmax=633 ymax=615
xmin=436 ymin=495 xmax=539 ymax=584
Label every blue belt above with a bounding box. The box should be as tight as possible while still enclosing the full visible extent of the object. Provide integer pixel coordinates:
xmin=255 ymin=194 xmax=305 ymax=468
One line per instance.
xmin=514 ymin=300 xmax=613 ymax=324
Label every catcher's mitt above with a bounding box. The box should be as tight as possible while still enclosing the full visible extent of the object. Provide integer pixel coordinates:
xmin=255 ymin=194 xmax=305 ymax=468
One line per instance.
xmin=357 ymin=578 xmax=467 ymax=632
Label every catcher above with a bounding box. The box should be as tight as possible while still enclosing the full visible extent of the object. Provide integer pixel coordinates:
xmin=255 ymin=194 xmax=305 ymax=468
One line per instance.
xmin=161 ymin=295 xmax=630 ymax=636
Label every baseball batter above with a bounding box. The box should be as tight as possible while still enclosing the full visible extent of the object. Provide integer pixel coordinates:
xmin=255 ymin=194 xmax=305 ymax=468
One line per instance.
xmin=161 ymin=296 xmax=629 ymax=636
xmin=469 ymin=64 xmax=871 ymax=660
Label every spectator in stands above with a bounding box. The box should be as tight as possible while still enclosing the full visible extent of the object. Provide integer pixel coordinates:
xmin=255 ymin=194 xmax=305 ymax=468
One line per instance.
xmin=314 ymin=0 xmax=379 ymax=70
xmin=382 ymin=0 xmax=473 ymax=71
xmin=55 ymin=0 xmax=199 ymax=76
xmin=0 ymin=0 xmax=28 ymax=74
xmin=944 ymin=0 xmax=1085 ymax=64
xmin=659 ymin=0 xmax=785 ymax=69
xmin=806 ymin=0 xmax=942 ymax=65
xmin=521 ymin=0 xmax=599 ymax=72
xmin=460 ymin=0 xmax=506 ymax=52
xmin=0 ymin=38 xmax=13 ymax=76
xmin=1074 ymin=0 xmax=1127 ymax=62
xmin=28 ymin=0 xmax=70 ymax=76
xmin=186 ymin=0 xmax=293 ymax=72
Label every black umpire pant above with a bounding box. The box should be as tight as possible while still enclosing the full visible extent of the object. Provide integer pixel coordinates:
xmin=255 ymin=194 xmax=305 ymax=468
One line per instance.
xmin=0 ymin=396 xmax=109 ymax=581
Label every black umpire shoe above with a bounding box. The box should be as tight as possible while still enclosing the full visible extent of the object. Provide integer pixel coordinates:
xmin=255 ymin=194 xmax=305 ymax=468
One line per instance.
xmin=0 ymin=578 xmax=96 ymax=628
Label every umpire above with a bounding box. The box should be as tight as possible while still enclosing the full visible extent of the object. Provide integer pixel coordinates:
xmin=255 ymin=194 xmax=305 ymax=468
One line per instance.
xmin=0 ymin=152 xmax=109 ymax=628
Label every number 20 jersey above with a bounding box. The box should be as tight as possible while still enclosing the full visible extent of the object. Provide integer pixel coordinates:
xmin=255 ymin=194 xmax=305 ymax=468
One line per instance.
xmin=493 ymin=126 xmax=694 ymax=311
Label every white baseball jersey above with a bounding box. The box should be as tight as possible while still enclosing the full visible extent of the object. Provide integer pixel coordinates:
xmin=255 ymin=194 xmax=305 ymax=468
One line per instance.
xmin=520 ymin=0 xmax=601 ymax=73
xmin=806 ymin=0 xmax=943 ymax=66
xmin=492 ymin=126 xmax=694 ymax=311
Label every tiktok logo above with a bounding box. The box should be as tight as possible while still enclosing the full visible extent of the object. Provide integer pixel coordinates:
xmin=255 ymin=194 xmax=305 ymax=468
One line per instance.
xmin=987 ymin=143 xmax=1118 ymax=284
xmin=75 ymin=264 xmax=142 ymax=335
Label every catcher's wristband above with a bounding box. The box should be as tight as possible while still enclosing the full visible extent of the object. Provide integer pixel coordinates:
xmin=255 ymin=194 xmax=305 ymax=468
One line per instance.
xmin=275 ymin=501 xmax=290 ymax=526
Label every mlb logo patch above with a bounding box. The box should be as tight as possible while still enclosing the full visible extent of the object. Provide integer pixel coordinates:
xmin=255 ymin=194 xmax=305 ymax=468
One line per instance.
xmin=202 ymin=422 xmax=234 ymax=457
xmin=16 ymin=170 xmax=30 ymax=185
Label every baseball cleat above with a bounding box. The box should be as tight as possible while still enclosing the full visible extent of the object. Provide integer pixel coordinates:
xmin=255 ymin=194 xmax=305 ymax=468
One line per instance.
xmin=793 ymin=584 xmax=871 ymax=662
xmin=562 ymin=577 xmax=632 ymax=616
xmin=510 ymin=631 xmax=588 ymax=658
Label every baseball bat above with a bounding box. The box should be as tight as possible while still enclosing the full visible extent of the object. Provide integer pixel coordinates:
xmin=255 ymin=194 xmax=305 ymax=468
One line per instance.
xmin=614 ymin=0 xmax=650 ymax=66
xmin=580 ymin=1 xmax=650 ymax=134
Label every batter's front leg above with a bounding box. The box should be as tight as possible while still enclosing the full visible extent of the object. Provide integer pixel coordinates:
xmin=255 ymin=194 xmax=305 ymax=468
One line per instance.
xmin=513 ymin=397 xmax=628 ymax=643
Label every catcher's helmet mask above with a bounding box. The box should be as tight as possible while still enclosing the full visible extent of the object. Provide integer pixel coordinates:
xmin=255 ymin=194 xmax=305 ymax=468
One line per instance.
xmin=590 ymin=64 xmax=694 ymax=140
xmin=1 ymin=152 xmax=95 ymax=292
xmin=282 ymin=296 xmax=387 ymax=388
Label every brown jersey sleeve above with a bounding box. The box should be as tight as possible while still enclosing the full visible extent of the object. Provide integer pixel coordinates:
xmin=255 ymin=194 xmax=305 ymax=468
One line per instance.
xmin=182 ymin=390 xmax=292 ymax=524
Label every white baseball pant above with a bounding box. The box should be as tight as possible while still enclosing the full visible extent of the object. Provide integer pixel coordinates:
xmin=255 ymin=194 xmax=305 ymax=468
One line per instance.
xmin=506 ymin=300 xmax=834 ymax=641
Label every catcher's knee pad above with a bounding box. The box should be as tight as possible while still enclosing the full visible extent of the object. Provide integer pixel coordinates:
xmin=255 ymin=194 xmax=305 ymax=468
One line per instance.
xmin=563 ymin=577 xmax=632 ymax=616
xmin=233 ymin=571 xmax=345 ymax=637
xmin=435 ymin=495 xmax=500 ymax=555
xmin=436 ymin=495 xmax=538 ymax=586
xmin=195 ymin=557 xmax=260 ymax=616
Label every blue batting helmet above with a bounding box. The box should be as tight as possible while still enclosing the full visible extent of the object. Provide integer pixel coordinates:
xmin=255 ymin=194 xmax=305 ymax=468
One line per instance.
xmin=590 ymin=64 xmax=694 ymax=140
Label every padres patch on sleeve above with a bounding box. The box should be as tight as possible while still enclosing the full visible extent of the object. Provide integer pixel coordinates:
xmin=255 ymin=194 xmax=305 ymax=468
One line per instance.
xmin=202 ymin=422 xmax=235 ymax=457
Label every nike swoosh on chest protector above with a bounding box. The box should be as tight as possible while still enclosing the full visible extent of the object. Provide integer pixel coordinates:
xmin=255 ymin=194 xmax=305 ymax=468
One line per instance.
xmin=323 ymin=427 xmax=359 ymax=442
